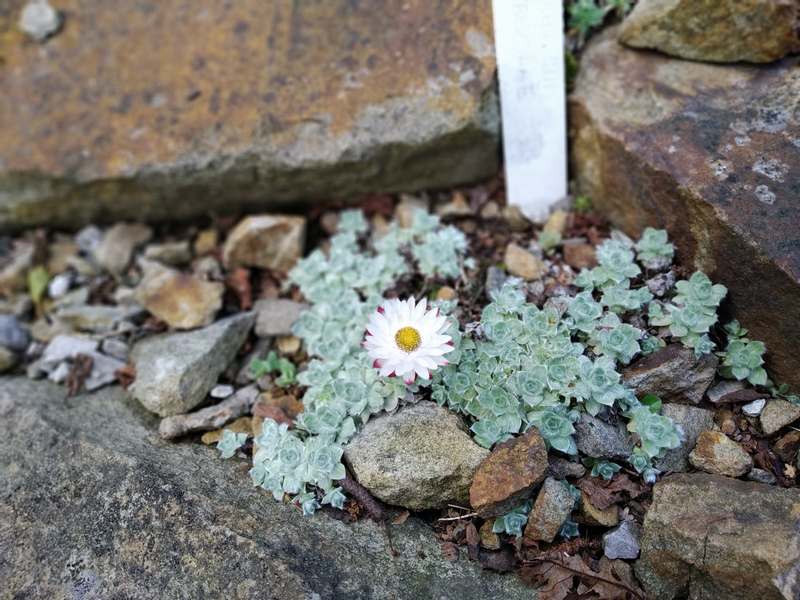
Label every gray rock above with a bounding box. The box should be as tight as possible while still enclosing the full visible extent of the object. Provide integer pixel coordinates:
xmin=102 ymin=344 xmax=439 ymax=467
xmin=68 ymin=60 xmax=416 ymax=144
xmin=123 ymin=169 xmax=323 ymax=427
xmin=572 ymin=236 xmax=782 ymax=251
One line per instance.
xmin=574 ymin=413 xmax=633 ymax=460
xmin=83 ymin=351 xmax=126 ymax=392
xmin=19 ymin=0 xmax=61 ymax=41
xmin=603 ymin=520 xmax=641 ymax=560
xmin=75 ymin=225 xmax=103 ymax=254
xmin=0 ymin=314 xmax=30 ymax=352
xmin=344 ymin=403 xmax=489 ymax=511
xmin=254 ymin=299 xmax=309 ymax=337
xmin=93 ymin=223 xmax=153 ymax=275
xmin=747 ymin=468 xmax=777 ymax=485
xmin=523 ymin=477 xmax=574 ymax=543
xmin=100 ymin=337 xmax=130 ymax=361
xmin=0 ymin=377 xmax=534 ymax=600
xmin=210 ymin=384 xmax=235 ymax=399
xmin=41 ymin=334 xmax=99 ymax=368
xmin=622 ymin=344 xmax=718 ymax=404
xmin=655 ymin=404 xmax=714 ymax=473
xmin=636 ymin=474 xmax=800 ymax=600
xmin=706 ymin=380 xmax=745 ymax=404
xmin=760 ymin=399 xmax=800 ymax=435
xmin=130 ymin=313 xmax=255 ymax=417
xmin=742 ymin=398 xmax=767 ymax=417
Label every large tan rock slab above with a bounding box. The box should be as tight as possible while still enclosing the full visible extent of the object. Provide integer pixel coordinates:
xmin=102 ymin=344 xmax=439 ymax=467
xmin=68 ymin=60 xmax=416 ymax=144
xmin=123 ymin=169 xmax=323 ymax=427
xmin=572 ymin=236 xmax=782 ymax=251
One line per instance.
xmin=619 ymin=0 xmax=800 ymax=64
xmin=570 ymin=27 xmax=800 ymax=389
xmin=635 ymin=473 xmax=800 ymax=600
xmin=0 ymin=0 xmax=499 ymax=230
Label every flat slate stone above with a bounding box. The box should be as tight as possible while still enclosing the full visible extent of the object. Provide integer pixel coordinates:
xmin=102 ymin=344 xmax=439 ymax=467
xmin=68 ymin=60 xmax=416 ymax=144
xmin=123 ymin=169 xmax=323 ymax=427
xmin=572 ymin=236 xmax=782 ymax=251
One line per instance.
xmin=0 ymin=377 xmax=535 ymax=599
xmin=571 ymin=27 xmax=800 ymax=390
xmin=0 ymin=0 xmax=498 ymax=230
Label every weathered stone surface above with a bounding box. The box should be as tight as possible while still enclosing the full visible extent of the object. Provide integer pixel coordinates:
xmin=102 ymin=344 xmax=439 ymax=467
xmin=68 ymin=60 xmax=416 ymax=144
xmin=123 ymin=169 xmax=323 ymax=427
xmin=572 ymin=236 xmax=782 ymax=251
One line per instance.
xmin=523 ymin=477 xmax=574 ymax=543
xmin=504 ymin=243 xmax=546 ymax=280
xmin=760 ymin=399 xmax=800 ymax=435
xmin=0 ymin=377 xmax=535 ymax=599
xmin=571 ymin=27 xmax=800 ymax=389
xmin=254 ymin=298 xmax=308 ymax=337
xmin=655 ymin=404 xmax=715 ymax=473
xmin=636 ymin=473 xmax=800 ymax=600
xmin=345 ymin=403 xmax=488 ymax=511
xmin=469 ymin=428 xmax=548 ymax=518
xmin=688 ymin=430 xmax=752 ymax=477
xmin=603 ymin=520 xmax=641 ymax=560
xmin=622 ymin=344 xmax=717 ymax=404
xmin=135 ymin=260 xmax=224 ymax=330
xmin=574 ymin=413 xmax=633 ymax=460
xmin=563 ymin=242 xmax=597 ymax=270
xmin=222 ymin=215 xmax=306 ymax=272
xmin=0 ymin=0 xmax=499 ymax=230
xmin=619 ymin=0 xmax=800 ymax=64
xmin=130 ymin=313 xmax=254 ymax=416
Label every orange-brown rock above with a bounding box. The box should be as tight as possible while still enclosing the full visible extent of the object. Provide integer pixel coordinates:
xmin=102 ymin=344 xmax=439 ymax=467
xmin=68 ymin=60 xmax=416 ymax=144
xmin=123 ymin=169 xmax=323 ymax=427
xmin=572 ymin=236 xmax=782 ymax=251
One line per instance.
xmin=469 ymin=428 xmax=548 ymax=518
xmin=571 ymin=27 xmax=800 ymax=389
xmin=0 ymin=0 xmax=498 ymax=230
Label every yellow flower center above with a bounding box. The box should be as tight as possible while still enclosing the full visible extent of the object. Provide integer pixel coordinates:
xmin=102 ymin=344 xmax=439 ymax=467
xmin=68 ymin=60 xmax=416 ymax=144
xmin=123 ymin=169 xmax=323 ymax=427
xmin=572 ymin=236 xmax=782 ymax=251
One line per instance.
xmin=395 ymin=326 xmax=421 ymax=353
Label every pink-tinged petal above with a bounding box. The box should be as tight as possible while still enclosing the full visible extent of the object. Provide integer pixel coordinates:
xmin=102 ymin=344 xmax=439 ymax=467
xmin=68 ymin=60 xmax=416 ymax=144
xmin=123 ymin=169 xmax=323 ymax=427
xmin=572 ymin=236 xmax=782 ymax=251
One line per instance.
xmin=377 ymin=305 xmax=384 ymax=314
xmin=372 ymin=359 xmax=382 ymax=368
xmin=403 ymin=374 xmax=416 ymax=384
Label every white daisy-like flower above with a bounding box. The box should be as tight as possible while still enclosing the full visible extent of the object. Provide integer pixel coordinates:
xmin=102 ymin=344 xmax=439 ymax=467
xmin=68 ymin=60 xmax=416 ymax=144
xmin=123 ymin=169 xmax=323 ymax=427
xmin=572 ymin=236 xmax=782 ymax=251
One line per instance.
xmin=364 ymin=297 xmax=453 ymax=384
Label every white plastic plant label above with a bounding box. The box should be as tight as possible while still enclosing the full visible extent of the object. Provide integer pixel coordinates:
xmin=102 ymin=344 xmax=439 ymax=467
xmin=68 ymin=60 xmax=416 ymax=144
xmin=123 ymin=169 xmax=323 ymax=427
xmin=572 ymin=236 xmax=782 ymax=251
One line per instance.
xmin=492 ymin=0 xmax=567 ymax=222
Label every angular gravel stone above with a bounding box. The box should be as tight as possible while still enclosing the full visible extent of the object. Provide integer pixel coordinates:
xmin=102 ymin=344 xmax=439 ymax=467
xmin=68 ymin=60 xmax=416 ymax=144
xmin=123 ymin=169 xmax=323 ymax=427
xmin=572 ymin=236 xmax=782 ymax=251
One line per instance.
xmin=688 ymin=431 xmax=753 ymax=477
xmin=469 ymin=428 xmax=548 ymax=517
xmin=574 ymin=413 xmax=633 ymax=460
xmin=602 ymin=520 xmax=641 ymax=560
xmin=523 ymin=477 xmax=575 ymax=543
xmin=130 ymin=313 xmax=254 ymax=417
xmin=622 ymin=344 xmax=717 ymax=404
xmin=0 ymin=315 xmax=30 ymax=353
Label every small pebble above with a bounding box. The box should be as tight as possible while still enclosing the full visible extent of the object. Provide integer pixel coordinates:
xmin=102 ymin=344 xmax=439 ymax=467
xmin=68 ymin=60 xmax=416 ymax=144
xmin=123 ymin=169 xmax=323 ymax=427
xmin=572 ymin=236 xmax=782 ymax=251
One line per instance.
xmin=742 ymin=398 xmax=766 ymax=417
xmin=210 ymin=384 xmax=235 ymax=399
xmin=19 ymin=0 xmax=61 ymax=41
xmin=47 ymin=272 xmax=73 ymax=299
xmin=747 ymin=468 xmax=777 ymax=485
